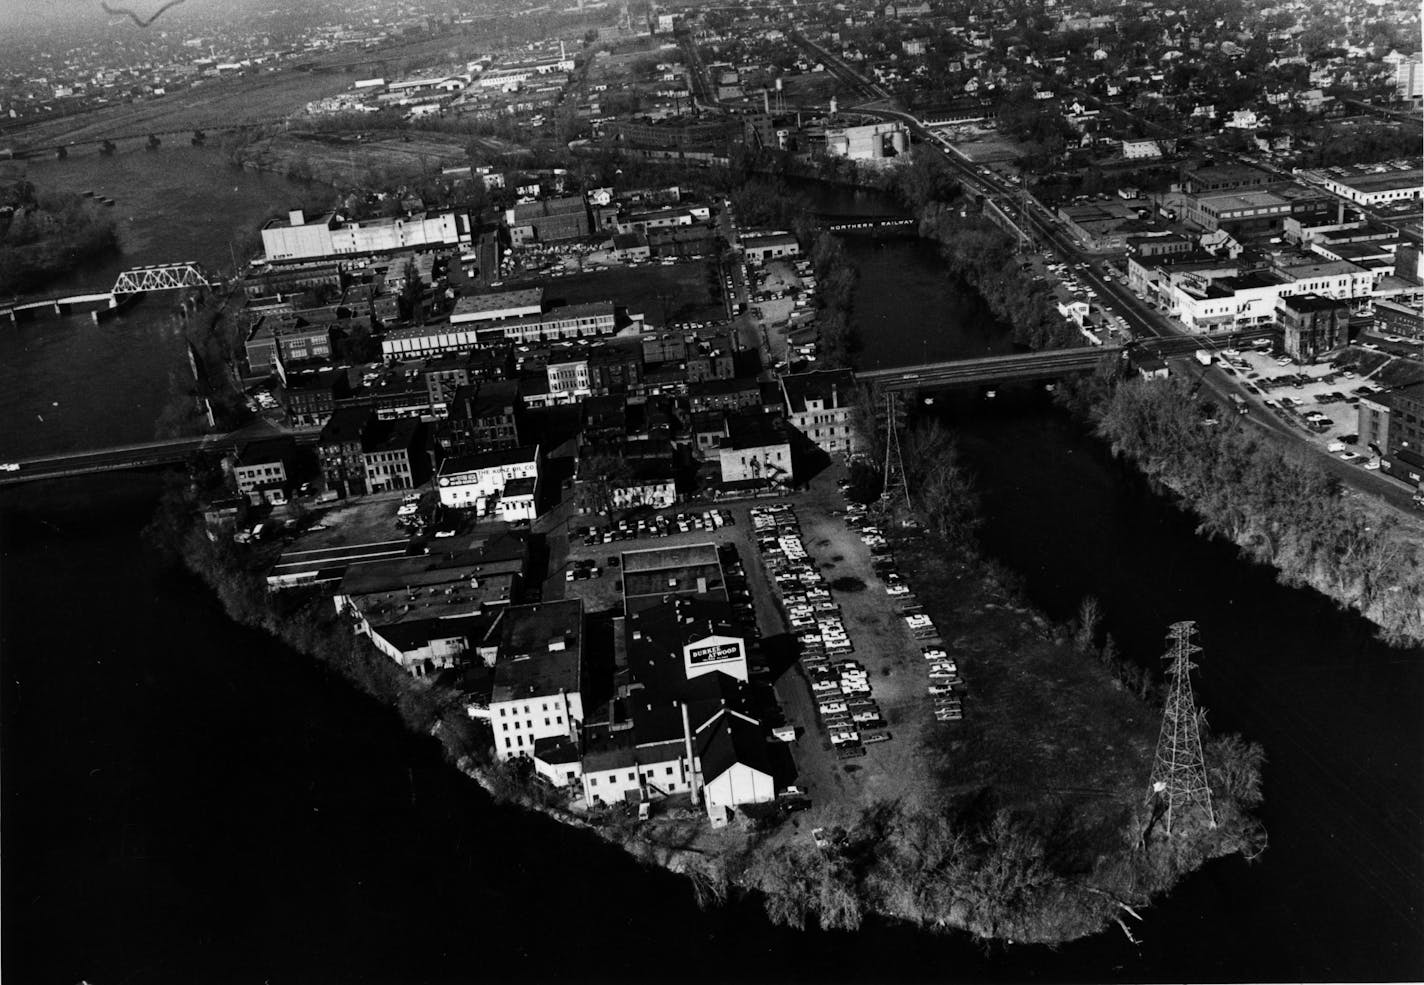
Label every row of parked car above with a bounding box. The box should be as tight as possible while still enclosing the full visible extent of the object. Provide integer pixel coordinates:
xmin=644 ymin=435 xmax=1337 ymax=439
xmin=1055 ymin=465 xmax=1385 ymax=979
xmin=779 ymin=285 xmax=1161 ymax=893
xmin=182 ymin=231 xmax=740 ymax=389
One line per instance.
xmin=751 ymin=505 xmax=887 ymax=758
xmin=580 ymin=509 xmax=734 ymax=546
xmin=839 ymin=500 xmax=965 ymax=724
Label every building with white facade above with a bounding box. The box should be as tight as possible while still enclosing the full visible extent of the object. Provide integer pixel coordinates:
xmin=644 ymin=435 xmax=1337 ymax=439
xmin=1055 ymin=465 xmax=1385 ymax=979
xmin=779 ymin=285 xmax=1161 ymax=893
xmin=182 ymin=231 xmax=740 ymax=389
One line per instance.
xmin=781 ymin=369 xmax=858 ymax=456
xmin=382 ymin=300 xmax=616 ymax=358
xmin=1309 ymin=163 xmax=1423 ymax=208
xmin=261 ymin=209 xmax=471 ymax=261
xmin=489 ymin=599 xmax=585 ymax=762
xmin=436 ymin=445 xmax=541 ymax=519
xmin=718 ymin=413 xmax=793 ymax=484
xmin=824 ymin=121 xmax=909 ymax=159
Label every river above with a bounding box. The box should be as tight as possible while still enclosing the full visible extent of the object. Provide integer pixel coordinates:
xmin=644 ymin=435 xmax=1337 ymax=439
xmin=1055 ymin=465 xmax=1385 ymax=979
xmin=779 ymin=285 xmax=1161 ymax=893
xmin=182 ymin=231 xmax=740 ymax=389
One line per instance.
xmin=1 ymin=161 xmax=1421 ymax=982
xmin=0 ymin=146 xmax=311 ymax=459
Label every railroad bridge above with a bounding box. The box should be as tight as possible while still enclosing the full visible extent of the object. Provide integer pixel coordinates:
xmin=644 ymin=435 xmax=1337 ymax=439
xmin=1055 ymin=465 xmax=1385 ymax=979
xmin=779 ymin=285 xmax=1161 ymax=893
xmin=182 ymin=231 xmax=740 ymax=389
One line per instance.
xmin=815 ymin=213 xmax=918 ymax=235
xmin=2 ymin=262 xmax=212 ymax=323
xmin=856 ymin=344 xmax=1125 ymax=392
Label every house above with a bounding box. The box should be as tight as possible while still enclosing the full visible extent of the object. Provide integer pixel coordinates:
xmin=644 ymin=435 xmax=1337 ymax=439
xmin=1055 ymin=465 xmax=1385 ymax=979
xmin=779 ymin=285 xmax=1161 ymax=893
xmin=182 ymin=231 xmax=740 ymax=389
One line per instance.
xmin=437 ymin=445 xmax=541 ymax=519
xmin=489 ymin=599 xmax=585 ymax=762
xmin=318 ymin=405 xmax=375 ymax=496
xmin=1276 ymin=294 xmax=1348 ymax=364
xmin=717 ymin=413 xmax=792 ymax=485
xmin=1128 ymin=350 xmax=1170 ymax=380
xmin=781 ymin=369 xmax=858 ymax=456
xmin=361 ymin=417 xmax=425 ymax=493
xmin=233 ymin=437 xmax=296 ymax=504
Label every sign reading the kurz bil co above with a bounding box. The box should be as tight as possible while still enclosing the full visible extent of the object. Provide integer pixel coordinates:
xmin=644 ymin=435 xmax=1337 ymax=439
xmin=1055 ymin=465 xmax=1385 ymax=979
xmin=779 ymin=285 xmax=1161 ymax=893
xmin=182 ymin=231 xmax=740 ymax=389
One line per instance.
xmin=688 ymin=642 xmax=741 ymax=665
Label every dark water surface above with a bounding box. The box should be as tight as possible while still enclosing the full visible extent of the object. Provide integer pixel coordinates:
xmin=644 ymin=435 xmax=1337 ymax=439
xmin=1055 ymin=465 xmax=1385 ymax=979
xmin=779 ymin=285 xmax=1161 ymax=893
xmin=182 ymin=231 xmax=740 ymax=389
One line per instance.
xmin=1 ymin=165 xmax=1422 ymax=982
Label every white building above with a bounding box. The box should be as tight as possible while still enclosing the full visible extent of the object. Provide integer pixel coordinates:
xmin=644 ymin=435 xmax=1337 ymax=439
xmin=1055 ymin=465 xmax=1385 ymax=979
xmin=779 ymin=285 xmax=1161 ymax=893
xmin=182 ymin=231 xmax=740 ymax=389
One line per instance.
xmin=824 ymin=121 xmax=909 ymax=159
xmin=1121 ymin=137 xmax=1164 ymax=160
xmin=781 ymin=369 xmax=859 ymax=456
xmin=695 ymin=709 xmax=776 ymax=826
xmin=1311 ymin=166 xmax=1423 ymax=208
xmin=489 ymin=600 xmax=585 ymax=762
xmin=437 ymin=445 xmax=540 ymax=519
xmin=261 ymin=209 xmax=470 ymax=261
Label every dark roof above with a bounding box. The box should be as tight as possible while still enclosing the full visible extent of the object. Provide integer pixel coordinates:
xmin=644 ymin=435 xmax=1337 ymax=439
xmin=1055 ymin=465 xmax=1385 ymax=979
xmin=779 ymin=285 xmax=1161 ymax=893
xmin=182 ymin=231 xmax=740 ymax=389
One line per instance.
xmin=236 ymin=436 xmax=295 ymax=467
xmin=695 ymin=709 xmax=771 ymax=782
xmin=781 ymin=369 xmax=855 ymax=413
xmin=361 ymin=416 xmax=421 ymax=454
xmin=491 ymin=599 xmax=583 ymax=703
xmin=320 ymin=405 xmax=374 ymax=445
xmin=720 ymin=412 xmax=791 ymax=451
xmin=1279 ymin=293 xmax=1347 ymax=313
xmin=442 ymin=444 xmax=539 ymax=475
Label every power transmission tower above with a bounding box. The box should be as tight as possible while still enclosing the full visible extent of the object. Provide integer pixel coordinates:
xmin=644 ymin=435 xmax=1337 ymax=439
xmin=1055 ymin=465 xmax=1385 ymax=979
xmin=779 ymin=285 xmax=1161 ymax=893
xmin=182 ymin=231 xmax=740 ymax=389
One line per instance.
xmin=881 ymin=391 xmax=911 ymax=511
xmin=1146 ymin=621 xmax=1216 ymax=837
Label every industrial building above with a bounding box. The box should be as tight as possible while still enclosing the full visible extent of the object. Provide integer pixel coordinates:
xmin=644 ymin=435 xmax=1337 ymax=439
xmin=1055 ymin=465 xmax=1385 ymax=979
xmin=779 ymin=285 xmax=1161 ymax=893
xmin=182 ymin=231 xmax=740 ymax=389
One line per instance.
xmin=261 ymin=209 xmax=471 ymax=261
xmin=823 ymin=122 xmax=908 ymax=160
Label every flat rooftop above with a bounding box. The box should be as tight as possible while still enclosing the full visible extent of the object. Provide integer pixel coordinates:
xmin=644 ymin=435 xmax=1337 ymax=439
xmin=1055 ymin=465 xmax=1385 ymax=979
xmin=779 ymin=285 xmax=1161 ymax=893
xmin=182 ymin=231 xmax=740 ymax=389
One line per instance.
xmin=491 ymin=599 xmax=583 ymax=703
xmin=452 ymin=288 xmax=545 ymax=317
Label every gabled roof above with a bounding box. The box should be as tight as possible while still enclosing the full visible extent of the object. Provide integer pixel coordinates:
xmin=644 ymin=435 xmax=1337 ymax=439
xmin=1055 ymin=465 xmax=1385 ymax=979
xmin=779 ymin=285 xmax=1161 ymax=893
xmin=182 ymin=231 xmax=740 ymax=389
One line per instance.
xmin=695 ymin=708 xmax=771 ymax=782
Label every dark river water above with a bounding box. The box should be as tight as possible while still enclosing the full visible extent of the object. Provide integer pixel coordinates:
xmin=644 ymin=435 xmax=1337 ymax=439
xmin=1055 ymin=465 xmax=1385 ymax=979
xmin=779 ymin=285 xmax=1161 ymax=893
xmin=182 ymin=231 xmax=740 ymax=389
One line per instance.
xmin=1 ymin=160 xmax=1421 ymax=983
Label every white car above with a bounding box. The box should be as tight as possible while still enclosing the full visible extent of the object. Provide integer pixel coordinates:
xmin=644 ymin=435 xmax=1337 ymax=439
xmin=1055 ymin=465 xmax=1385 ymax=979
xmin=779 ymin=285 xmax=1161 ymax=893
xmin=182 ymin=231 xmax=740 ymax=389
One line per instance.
xmin=0 ymin=462 xmax=18 ymax=473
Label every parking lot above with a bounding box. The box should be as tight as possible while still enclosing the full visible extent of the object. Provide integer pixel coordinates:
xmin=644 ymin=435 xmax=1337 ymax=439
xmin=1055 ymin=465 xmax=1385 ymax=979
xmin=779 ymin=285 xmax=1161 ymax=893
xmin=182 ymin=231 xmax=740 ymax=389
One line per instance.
xmin=1210 ymin=342 xmax=1405 ymax=465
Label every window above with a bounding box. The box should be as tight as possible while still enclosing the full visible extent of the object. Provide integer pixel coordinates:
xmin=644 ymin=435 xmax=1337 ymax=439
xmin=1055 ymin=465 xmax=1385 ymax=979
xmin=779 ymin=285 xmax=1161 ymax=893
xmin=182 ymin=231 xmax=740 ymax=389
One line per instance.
xmin=556 ymin=715 xmax=563 ymax=724
xmin=516 ymin=735 xmax=523 ymax=747
xmin=628 ymin=772 xmax=635 ymax=782
xmin=502 ymin=724 xmax=508 ymax=732
xmin=666 ymin=766 xmax=674 ymax=775
xmin=590 ymin=777 xmax=598 ymax=786
xmin=504 ymin=738 xmax=511 ymax=748
xmin=544 ymin=718 xmax=550 ymax=726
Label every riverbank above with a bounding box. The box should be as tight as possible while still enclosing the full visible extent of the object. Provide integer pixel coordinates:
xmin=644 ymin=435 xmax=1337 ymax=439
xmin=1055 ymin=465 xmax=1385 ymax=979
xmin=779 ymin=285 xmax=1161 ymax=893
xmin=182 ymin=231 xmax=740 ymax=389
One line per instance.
xmin=1060 ymin=375 xmax=1424 ymax=647
xmin=148 ymin=442 xmax=1266 ymax=948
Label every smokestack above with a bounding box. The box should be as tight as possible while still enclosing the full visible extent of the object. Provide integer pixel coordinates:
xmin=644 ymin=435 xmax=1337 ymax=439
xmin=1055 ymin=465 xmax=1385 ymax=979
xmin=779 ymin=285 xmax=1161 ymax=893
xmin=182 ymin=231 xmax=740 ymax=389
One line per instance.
xmin=830 ymin=95 xmax=838 ymax=116
xmin=681 ymin=702 xmax=701 ymax=804
xmin=764 ymin=88 xmax=771 ymax=114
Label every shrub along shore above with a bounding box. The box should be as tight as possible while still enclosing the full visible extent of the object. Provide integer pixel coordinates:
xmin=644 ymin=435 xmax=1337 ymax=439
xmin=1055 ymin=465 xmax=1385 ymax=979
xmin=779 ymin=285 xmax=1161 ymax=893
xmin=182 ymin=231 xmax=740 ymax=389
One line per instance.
xmin=1058 ymin=374 xmax=1424 ymax=646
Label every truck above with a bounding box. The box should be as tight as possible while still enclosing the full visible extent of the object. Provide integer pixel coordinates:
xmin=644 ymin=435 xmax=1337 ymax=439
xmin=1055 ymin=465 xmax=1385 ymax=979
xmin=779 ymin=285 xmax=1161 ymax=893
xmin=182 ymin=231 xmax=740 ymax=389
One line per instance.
xmin=1195 ymin=350 xmax=1214 ymax=366
xmin=1229 ymin=394 xmax=1248 ymax=415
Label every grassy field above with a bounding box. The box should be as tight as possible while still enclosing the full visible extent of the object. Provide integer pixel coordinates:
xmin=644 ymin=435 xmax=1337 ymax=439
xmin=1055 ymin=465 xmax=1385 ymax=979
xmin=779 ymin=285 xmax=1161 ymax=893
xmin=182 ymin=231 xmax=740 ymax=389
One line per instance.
xmin=6 ymin=71 xmax=356 ymax=151
xmin=506 ymin=259 xmax=726 ymax=327
xmin=239 ymin=129 xmax=474 ymax=184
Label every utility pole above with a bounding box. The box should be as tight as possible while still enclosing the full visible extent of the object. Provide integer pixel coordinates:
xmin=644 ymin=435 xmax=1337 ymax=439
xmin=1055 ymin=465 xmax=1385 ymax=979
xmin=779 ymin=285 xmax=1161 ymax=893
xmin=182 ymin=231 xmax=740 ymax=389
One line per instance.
xmin=1146 ymin=621 xmax=1216 ymax=838
xmin=881 ymin=391 xmax=910 ymax=511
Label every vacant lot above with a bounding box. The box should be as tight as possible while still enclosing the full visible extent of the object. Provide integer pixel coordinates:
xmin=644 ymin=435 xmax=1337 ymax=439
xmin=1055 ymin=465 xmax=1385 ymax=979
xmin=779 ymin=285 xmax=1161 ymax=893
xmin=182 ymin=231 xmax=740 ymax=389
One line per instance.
xmin=239 ymin=129 xmax=485 ymax=183
xmin=506 ymin=259 xmax=726 ymax=326
xmin=8 ymin=71 xmax=355 ymax=152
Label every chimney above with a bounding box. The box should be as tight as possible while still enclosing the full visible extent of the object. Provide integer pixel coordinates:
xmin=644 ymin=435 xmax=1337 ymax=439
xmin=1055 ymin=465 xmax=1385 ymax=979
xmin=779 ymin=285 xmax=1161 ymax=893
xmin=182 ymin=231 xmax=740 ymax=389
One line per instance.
xmin=681 ymin=702 xmax=701 ymax=804
xmin=764 ymin=88 xmax=771 ymax=114
xmin=288 ymin=209 xmax=305 ymax=226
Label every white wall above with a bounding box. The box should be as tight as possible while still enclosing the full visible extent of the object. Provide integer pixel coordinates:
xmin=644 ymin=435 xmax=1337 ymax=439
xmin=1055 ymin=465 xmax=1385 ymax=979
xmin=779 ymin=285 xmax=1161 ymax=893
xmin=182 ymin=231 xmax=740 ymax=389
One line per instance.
xmin=702 ymin=762 xmax=774 ymax=816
